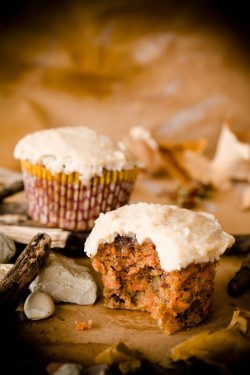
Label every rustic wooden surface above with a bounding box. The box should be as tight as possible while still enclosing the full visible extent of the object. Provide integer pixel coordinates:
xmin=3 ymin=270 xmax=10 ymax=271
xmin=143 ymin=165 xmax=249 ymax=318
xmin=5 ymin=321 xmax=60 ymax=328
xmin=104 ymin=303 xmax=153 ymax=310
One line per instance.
xmin=12 ymin=255 xmax=250 ymax=370
xmin=0 ymin=1 xmax=250 ymax=171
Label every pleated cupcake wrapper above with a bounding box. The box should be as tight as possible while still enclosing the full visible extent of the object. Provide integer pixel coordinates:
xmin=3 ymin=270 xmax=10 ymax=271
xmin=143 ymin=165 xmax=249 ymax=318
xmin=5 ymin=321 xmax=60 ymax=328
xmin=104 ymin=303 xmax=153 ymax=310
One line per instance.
xmin=21 ymin=161 xmax=140 ymax=231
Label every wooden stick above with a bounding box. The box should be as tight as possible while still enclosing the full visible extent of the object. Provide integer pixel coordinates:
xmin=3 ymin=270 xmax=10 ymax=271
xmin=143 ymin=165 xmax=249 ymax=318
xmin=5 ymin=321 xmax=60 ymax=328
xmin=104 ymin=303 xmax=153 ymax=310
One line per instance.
xmin=0 ymin=233 xmax=51 ymax=311
xmin=0 ymin=224 xmax=70 ymax=248
xmin=0 ymin=223 xmax=90 ymax=251
xmin=227 ymin=253 xmax=250 ymax=297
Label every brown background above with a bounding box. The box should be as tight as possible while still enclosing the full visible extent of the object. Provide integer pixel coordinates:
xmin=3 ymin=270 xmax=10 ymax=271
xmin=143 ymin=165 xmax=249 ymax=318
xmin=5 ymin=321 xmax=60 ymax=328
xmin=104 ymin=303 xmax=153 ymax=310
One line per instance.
xmin=1 ymin=0 xmax=250 ymax=170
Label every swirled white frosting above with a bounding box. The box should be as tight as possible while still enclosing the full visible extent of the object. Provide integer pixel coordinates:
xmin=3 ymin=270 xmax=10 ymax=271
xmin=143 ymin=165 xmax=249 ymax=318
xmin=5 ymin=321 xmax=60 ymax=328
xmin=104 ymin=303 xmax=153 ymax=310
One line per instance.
xmin=84 ymin=202 xmax=235 ymax=272
xmin=14 ymin=126 xmax=140 ymax=182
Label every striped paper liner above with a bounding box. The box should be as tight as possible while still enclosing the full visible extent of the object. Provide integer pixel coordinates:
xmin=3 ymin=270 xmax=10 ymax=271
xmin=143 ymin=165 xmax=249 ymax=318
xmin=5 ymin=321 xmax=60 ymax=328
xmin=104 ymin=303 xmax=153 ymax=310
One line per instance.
xmin=21 ymin=161 xmax=140 ymax=231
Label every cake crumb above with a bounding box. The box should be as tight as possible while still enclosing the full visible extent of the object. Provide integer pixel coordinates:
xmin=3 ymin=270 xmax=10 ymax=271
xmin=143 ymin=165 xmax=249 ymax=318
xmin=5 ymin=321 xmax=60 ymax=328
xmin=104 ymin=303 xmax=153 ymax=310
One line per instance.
xmin=75 ymin=319 xmax=93 ymax=331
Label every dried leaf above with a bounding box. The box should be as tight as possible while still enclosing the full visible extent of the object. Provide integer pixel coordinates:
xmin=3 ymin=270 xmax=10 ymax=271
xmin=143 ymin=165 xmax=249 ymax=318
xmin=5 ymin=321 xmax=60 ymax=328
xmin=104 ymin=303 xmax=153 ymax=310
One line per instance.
xmin=211 ymin=123 xmax=250 ymax=182
xmin=125 ymin=126 xmax=209 ymax=183
xmin=170 ymin=308 xmax=250 ymax=367
xmin=95 ymin=342 xmax=140 ymax=366
xmin=123 ymin=126 xmax=164 ymax=175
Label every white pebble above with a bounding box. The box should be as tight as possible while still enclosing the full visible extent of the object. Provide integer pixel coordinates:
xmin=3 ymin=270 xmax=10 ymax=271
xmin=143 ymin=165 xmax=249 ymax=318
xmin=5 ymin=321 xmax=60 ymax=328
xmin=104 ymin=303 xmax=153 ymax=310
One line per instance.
xmin=24 ymin=291 xmax=55 ymax=320
xmin=30 ymin=252 xmax=97 ymax=305
xmin=53 ymin=363 xmax=82 ymax=375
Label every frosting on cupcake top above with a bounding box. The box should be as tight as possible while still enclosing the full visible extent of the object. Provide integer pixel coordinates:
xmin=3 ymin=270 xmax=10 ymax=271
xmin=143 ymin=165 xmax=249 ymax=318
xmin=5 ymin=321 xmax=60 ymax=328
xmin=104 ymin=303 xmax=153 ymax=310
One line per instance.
xmin=84 ymin=202 xmax=235 ymax=272
xmin=14 ymin=126 xmax=140 ymax=182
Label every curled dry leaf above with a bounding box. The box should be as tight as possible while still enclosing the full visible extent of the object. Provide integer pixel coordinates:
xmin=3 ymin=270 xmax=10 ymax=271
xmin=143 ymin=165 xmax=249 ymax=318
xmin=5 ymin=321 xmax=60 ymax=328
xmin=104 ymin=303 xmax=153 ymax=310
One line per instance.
xmin=210 ymin=122 xmax=250 ymax=208
xmin=170 ymin=308 xmax=250 ymax=367
xmin=123 ymin=126 xmax=164 ymax=175
xmin=125 ymin=121 xmax=250 ymax=209
xmin=124 ymin=125 xmax=209 ymax=184
xmin=211 ymin=123 xmax=250 ymax=182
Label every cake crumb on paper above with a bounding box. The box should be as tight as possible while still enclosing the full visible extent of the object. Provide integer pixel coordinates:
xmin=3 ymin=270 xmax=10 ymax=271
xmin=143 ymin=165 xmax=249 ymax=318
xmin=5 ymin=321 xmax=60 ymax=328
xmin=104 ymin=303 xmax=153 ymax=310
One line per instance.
xmin=75 ymin=319 xmax=93 ymax=331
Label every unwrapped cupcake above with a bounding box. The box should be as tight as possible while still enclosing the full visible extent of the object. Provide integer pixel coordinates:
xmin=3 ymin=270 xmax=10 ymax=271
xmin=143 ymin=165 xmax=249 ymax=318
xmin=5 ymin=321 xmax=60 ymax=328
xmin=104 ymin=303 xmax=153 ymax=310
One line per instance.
xmin=14 ymin=126 xmax=141 ymax=231
xmin=84 ymin=202 xmax=234 ymax=334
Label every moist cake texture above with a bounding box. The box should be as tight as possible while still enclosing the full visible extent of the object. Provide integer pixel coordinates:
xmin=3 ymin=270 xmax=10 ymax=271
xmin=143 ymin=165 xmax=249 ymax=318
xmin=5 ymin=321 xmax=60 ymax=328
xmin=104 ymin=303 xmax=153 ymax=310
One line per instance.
xmin=85 ymin=203 xmax=235 ymax=333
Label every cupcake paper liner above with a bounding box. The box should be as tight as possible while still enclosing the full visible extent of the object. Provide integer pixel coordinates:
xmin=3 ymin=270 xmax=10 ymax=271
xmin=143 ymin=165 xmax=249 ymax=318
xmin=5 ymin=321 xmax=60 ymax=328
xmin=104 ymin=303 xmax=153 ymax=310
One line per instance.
xmin=21 ymin=161 xmax=140 ymax=231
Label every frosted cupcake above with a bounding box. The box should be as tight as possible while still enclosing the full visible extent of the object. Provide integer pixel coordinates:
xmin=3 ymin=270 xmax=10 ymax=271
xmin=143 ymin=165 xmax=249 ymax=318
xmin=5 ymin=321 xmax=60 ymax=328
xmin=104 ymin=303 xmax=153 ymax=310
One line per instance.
xmin=14 ymin=126 xmax=141 ymax=231
xmin=85 ymin=203 xmax=234 ymax=334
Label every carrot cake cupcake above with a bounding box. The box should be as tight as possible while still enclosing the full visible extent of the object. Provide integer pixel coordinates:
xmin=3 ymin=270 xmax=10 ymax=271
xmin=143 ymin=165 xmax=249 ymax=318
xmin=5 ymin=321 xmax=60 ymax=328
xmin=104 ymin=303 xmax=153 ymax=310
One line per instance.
xmin=84 ymin=202 xmax=234 ymax=334
xmin=14 ymin=126 xmax=140 ymax=231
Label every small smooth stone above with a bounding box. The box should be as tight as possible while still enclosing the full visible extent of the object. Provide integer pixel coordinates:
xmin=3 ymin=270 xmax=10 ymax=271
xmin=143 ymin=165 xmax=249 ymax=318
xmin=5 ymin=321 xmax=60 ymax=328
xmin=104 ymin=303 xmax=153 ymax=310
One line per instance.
xmin=24 ymin=291 xmax=55 ymax=320
xmin=56 ymin=364 xmax=82 ymax=375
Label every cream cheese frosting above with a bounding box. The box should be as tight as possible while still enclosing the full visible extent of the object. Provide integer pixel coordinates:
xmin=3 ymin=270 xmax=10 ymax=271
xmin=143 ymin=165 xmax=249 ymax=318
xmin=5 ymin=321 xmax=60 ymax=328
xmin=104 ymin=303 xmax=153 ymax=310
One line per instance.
xmin=84 ymin=202 xmax=235 ymax=272
xmin=14 ymin=126 xmax=139 ymax=182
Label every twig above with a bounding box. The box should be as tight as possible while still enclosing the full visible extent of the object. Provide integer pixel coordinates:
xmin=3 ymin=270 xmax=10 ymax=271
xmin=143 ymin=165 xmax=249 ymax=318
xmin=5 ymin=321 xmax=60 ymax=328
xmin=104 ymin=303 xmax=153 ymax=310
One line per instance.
xmin=0 ymin=233 xmax=51 ymax=311
xmin=227 ymin=253 xmax=250 ymax=297
xmin=225 ymin=234 xmax=250 ymax=255
xmin=0 ymin=224 xmax=70 ymax=247
xmin=0 ymin=223 xmax=89 ymax=251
